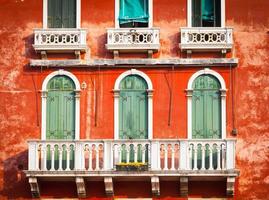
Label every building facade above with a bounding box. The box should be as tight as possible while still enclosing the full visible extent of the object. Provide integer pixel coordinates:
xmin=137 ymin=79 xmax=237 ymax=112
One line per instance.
xmin=0 ymin=0 xmax=268 ymax=199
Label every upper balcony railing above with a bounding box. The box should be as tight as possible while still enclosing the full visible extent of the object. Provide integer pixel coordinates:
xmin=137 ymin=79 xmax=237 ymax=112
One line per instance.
xmin=180 ymin=27 xmax=233 ymax=53
xmin=33 ymin=28 xmax=87 ymax=54
xmin=28 ymin=139 xmax=236 ymax=173
xmin=106 ymin=28 xmax=160 ymax=57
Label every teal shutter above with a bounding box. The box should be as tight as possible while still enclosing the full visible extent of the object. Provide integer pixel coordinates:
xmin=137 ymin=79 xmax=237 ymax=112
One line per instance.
xmin=119 ymin=75 xmax=148 ymax=163
xmin=192 ymin=75 xmax=221 ymax=139
xmin=119 ymin=0 xmax=149 ymax=25
xmin=48 ymin=0 xmax=76 ymax=28
xmin=46 ymin=76 xmax=75 ymax=170
xmin=192 ymin=0 xmax=221 ymax=27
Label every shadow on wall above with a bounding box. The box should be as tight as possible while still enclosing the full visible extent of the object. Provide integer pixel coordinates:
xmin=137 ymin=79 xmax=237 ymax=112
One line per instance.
xmin=1 ymin=150 xmax=32 ymax=199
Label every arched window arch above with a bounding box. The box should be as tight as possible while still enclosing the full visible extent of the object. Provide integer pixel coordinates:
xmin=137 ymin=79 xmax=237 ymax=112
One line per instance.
xmin=114 ymin=69 xmax=153 ymax=139
xmin=186 ymin=68 xmax=227 ymax=139
xmin=41 ymin=70 xmax=81 ymax=140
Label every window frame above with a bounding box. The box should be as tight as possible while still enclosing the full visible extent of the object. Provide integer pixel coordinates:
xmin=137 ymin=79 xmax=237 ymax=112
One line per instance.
xmin=113 ymin=69 xmax=153 ymax=140
xmin=187 ymin=0 xmax=225 ymax=27
xmin=43 ymin=0 xmax=81 ymax=29
xmin=114 ymin=0 xmax=153 ymax=28
xmin=41 ymin=70 xmax=81 ymax=140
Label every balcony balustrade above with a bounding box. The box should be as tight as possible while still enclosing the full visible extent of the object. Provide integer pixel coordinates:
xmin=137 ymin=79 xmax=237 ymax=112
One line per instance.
xmin=180 ymin=27 xmax=233 ymax=53
xmin=27 ymin=139 xmax=236 ymax=173
xmin=33 ymin=28 xmax=87 ymax=58
xmin=106 ymin=28 xmax=160 ymax=57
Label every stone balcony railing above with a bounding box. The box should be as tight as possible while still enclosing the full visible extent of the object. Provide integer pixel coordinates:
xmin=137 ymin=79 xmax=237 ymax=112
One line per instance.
xmin=33 ymin=28 xmax=87 ymax=58
xmin=180 ymin=27 xmax=233 ymax=53
xmin=26 ymin=138 xmax=238 ymax=197
xmin=27 ymin=139 xmax=236 ymax=172
xmin=105 ymin=28 xmax=160 ymax=57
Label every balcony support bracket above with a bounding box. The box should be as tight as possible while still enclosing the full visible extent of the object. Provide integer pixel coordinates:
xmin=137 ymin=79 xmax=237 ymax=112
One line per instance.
xmin=151 ymin=176 xmax=160 ymax=196
xmin=148 ymin=50 xmax=153 ymax=58
xmin=41 ymin=51 xmax=47 ymax=60
xmin=226 ymin=177 xmax=236 ymax=196
xmin=76 ymin=177 xmax=86 ymax=198
xmin=180 ymin=176 xmax=188 ymax=197
xmin=104 ymin=177 xmax=114 ymax=196
xmin=113 ymin=50 xmax=119 ymax=59
xmin=29 ymin=177 xmax=40 ymax=198
xmin=186 ymin=50 xmax=192 ymax=58
xmin=75 ymin=50 xmax=81 ymax=59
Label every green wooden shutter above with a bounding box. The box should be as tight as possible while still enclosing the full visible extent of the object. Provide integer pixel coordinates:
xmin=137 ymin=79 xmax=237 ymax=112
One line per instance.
xmin=48 ymin=0 xmax=76 ymax=28
xmin=46 ymin=76 xmax=75 ymax=170
xmin=119 ymin=0 xmax=149 ymax=25
xmin=119 ymin=75 xmax=148 ymax=163
xmin=192 ymin=75 xmax=221 ymax=139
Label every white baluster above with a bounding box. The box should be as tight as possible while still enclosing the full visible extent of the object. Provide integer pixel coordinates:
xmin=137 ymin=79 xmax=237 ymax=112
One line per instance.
xmin=193 ymin=144 xmax=198 ymax=170
xmin=42 ymin=145 xmax=47 ymax=171
xmin=142 ymin=144 xmax=146 ymax=163
xmin=134 ymin=144 xmax=138 ymax=163
xmin=88 ymin=145 xmax=92 ymax=171
xmin=209 ymin=144 xmax=213 ymax=170
xmin=51 ymin=145 xmax=55 ymax=171
xmin=59 ymin=146 xmax=63 ymax=171
xmin=164 ymin=144 xmax=168 ymax=170
xmin=66 ymin=146 xmax=70 ymax=171
xmin=126 ymin=145 xmax=130 ymax=163
xmin=96 ymin=146 xmax=100 ymax=171
xmin=118 ymin=145 xmax=122 ymax=163
xmin=171 ymin=144 xmax=175 ymax=170
xmin=201 ymin=145 xmax=205 ymax=170
xmin=217 ymin=146 xmax=221 ymax=170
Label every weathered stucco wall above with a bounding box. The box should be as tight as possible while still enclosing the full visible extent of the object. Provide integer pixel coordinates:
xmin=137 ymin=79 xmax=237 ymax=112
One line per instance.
xmin=0 ymin=0 xmax=268 ymax=199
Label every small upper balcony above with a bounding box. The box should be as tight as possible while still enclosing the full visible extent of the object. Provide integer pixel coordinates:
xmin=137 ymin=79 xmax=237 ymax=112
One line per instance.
xmin=26 ymin=138 xmax=238 ymax=198
xmin=180 ymin=27 xmax=233 ymax=55
xmin=105 ymin=28 xmax=160 ymax=58
xmin=33 ymin=28 xmax=87 ymax=59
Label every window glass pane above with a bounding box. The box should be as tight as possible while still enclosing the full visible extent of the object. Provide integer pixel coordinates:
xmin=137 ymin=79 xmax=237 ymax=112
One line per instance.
xmin=48 ymin=0 xmax=76 ymax=28
xmin=119 ymin=0 xmax=149 ymax=27
xmin=192 ymin=0 xmax=221 ymax=27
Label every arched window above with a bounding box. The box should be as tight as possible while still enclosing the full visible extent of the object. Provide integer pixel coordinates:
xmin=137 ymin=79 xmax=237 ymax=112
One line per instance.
xmin=192 ymin=75 xmax=221 ymax=139
xmin=187 ymin=68 xmax=226 ymax=139
xmin=41 ymin=70 xmax=81 ymax=140
xmin=119 ymin=75 xmax=148 ymax=139
xmin=114 ymin=69 xmax=153 ymax=140
xmin=46 ymin=75 xmax=76 ymax=139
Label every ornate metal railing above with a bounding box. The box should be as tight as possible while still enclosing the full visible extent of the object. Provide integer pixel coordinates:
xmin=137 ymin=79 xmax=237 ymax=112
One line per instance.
xmin=33 ymin=28 xmax=87 ymax=52
xmin=28 ymin=139 xmax=236 ymax=172
xmin=180 ymin=27 xmax=233 ymax=51
xmin=106 ymin=28 xmax=160 ymax=52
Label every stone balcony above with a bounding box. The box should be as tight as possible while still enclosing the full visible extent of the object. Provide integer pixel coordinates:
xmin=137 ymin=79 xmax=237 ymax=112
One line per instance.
xmin=105 ymin=28 xmax=160 ymax=58
xmin=180 ymin=27 xmax=233 ymax=55
xmin=33 ymin=28 xmax=87 ymax=59
xmin=26 ymin=138 xmax=238 ymax=198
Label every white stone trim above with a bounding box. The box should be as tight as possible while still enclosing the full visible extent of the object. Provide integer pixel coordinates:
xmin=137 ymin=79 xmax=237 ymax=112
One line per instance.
xmin=41 ymin=70 xmax=81 ymax=140
xmin=186 ymin=68 xmax=227 ymax=139
xmin=114 ymin=0 xmax=153 ymax=28
xmin=113 ymin=69 xmax=153 ymax=139
xmin=42 ymin=0 xmax=81 ymax=29
xmin=187 ymin=0 xmax=226 ymax=27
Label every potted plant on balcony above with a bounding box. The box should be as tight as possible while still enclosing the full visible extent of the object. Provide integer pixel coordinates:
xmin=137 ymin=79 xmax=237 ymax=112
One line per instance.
xmin=116 ymin=162 xmax=148 ymax=171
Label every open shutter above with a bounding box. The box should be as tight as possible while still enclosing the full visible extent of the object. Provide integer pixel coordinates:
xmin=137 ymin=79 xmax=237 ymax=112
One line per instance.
xmin=119 ymin=0 xmax=149 ymax=25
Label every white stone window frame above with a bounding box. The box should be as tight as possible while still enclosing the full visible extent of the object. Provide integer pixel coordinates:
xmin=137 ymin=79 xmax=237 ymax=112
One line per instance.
xmin=42 ymin=0 xmax=81 ymax=29
xmin=114 ymin=0 xmax=153 ymax=28
xmin=41 ymin=69 xmax=81 ymax=140
xmin=187 ymin=0 xmax=226 ymax=27
xmin=113 ymin=69 xmax=153 ymax=140
xmin=186 ymin=68 xmax=227 ymax=139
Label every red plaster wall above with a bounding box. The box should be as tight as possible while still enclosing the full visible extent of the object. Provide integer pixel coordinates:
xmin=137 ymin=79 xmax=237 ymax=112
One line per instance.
xmin=0 ymin=0 xmax=268 ymax=199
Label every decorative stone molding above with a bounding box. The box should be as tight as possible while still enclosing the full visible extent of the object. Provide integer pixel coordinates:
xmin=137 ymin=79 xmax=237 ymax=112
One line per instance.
xmin=151 ymin=176 xmax=160 ymax=196
xmin=226 ymin=177 xmax=236 ymax=196
xmin=104 ymin=177 xmax=114 ymax=196
xmin=180 ymin=177 xmax=188 ymax=197
xmin=76 ymin=177 xmax=86 ymax=198
xmin=29 ymin=177 xmax=40 ymax=198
